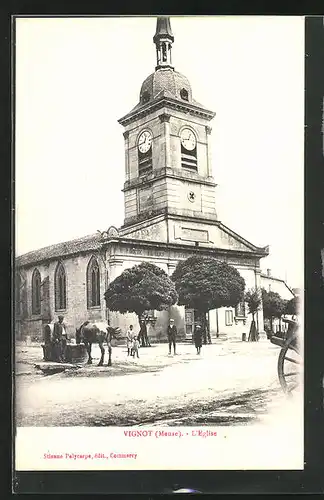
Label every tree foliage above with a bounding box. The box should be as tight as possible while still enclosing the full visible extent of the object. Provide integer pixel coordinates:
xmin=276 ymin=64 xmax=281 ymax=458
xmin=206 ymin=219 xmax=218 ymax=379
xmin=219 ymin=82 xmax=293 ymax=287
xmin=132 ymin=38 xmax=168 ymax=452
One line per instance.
xmin=261 ymin=288 xmax=287 ymax=320
xmin=244 ymin=288 xmax=262 ymax=317
xmin=172 ymin=256 xmax=246 ymax=313
xmin=285 ymin=296 xmax=299 ymax=316
xmin=104 ymin=262 xmax=178 ymax=319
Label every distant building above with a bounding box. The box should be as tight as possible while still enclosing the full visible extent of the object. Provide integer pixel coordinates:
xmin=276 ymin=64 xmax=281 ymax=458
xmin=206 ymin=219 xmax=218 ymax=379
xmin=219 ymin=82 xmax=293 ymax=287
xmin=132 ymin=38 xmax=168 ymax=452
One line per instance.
xmin=260 ymin=268 xmax=296 ymax=335
xmin=260 ymin=268 xmax=295 ymax=301
xmin=15 ymin=17 xmax=271 ymax=342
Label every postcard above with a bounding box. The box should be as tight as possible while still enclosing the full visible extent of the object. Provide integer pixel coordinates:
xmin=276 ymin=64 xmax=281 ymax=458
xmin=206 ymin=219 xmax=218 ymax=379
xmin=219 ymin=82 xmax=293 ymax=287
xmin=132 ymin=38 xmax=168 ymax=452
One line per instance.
xmin=14 ymin=15 xmax=304 ymax=476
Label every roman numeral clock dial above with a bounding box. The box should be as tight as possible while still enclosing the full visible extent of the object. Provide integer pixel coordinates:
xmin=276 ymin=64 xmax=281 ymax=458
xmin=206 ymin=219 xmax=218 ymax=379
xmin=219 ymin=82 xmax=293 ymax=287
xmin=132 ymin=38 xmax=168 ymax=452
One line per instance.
xmin=180 ymin=128 xmax=196 ymax=151
xmin=138 ymin=130 xmax=152 ymax=154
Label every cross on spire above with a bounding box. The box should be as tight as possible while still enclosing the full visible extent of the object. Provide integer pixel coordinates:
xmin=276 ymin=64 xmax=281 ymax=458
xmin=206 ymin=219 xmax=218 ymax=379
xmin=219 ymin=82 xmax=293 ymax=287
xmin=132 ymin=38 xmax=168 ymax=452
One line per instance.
xmin=153 ymin=17 xmax=174 ymax=70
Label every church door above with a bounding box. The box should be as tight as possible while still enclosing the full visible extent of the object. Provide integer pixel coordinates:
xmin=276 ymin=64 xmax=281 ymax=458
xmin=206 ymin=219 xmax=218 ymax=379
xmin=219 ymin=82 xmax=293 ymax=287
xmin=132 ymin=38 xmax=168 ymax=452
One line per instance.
xmin=185 ymin=308 xmax=210 ymax=343
xmin=185 ymin=308 xmax=195 ymax=341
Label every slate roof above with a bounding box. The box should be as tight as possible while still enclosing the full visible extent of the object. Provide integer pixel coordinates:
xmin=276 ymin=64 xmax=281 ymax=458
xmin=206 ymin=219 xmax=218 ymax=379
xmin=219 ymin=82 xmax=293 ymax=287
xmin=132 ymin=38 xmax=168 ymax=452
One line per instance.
xmin=121 ymin=68 xmax=213 ymax=120
xmin=140 ymin=68 xmax=193 ymax=102
xmin=16 ymin=233 xmax=102 ymax=268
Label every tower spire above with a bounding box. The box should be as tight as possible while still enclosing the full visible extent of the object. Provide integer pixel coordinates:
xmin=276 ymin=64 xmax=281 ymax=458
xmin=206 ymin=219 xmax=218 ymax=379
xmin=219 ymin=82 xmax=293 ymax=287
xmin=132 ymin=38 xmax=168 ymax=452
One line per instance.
xmin=153 ymin=17 xmax=174 ymax=70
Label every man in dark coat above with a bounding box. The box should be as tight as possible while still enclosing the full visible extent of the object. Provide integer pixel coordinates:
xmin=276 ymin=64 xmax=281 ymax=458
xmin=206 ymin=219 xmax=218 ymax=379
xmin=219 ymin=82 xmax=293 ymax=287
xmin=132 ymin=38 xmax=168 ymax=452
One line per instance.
xmin=53 ymin=315 xmax=68 ymax=362
xmin=193 ymin=324 xmax=203 ymax=355
xmin=139 ymin=320 xmax=151 ymax=347
xmin=167 ymin=318 xmax=177 ymax=355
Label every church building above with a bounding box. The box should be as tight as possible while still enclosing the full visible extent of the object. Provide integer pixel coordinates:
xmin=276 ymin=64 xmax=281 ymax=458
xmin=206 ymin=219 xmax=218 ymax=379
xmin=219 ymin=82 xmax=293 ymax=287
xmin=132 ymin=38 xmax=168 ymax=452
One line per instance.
xmin=15 ymin=17 xmax=270 ymax=342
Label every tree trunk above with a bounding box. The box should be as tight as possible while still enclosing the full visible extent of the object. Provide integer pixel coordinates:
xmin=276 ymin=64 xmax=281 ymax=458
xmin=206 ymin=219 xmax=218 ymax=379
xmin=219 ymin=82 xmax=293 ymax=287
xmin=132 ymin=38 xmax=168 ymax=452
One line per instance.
xmin=270 ymin=317 xmax=273 ymax=334
xmin=248 ymin=314 xmax=257 ymax=342
xmin=202 ymin=313 xmax=207 ymax=344
xmin=136 ymin=312 xmax=145 ymax=347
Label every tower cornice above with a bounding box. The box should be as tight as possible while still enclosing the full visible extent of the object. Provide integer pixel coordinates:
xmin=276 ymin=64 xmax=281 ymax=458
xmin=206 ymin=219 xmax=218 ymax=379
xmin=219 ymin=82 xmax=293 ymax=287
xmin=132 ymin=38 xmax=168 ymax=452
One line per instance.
xmin=118 ymin=96 xmax=215 ymax=127
xmin=122 ymin=168 xmax=217 ymax=192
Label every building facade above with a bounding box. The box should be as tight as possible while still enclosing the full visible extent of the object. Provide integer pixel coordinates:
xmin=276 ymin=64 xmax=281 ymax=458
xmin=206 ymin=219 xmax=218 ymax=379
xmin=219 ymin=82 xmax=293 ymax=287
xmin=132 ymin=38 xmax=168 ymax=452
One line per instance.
xmin=16 ymin=17 xmax=271 ymax=342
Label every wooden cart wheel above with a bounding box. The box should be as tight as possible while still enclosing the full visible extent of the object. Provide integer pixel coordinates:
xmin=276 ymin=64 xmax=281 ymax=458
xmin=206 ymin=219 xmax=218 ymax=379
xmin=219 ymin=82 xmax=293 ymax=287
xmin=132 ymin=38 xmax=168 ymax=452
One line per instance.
xmin=277 ymin=335 xmax=302 ymax=396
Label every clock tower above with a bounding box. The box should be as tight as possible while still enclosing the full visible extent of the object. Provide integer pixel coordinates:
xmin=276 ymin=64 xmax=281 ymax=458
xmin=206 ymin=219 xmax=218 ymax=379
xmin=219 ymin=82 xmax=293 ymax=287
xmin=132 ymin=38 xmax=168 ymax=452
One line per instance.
xmin=118 ymin=17 xmax=219 ymax=247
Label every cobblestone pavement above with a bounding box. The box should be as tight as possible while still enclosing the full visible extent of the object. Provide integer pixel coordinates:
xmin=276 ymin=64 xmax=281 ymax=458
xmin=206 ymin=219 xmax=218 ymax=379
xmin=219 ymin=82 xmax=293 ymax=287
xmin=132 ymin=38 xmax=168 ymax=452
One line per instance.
xmin=15 ymin=339 xmax=303 ymax=428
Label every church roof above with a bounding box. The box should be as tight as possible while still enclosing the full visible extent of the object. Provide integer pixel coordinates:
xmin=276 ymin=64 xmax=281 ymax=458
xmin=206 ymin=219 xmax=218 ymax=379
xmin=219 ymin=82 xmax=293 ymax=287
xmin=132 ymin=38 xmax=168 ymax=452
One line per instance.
xmin=119 ymin=72 xmax=214 ymax=124
xmin=140 ymin=68 xmax=192 ymax=104
xmin=119 ymin=18 xmax=214 ymax=125
xmin=16 ymin=233 xmax=102 ymax=268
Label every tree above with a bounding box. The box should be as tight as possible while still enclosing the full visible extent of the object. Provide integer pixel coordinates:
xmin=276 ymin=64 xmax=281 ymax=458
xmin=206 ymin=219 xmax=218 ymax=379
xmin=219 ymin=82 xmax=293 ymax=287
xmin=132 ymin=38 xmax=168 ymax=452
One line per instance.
xmin=172 ymin=256 xmax=246 ymax=343
xmin=261 ymin=288 xmax=287 ymax=334
xmin=244 ymin=288 xmax=262 ymax=342
xmin=104 ymin=262 xmax=178 ymax=330
xmin=285 ymin=296 xmax=299 ymax=316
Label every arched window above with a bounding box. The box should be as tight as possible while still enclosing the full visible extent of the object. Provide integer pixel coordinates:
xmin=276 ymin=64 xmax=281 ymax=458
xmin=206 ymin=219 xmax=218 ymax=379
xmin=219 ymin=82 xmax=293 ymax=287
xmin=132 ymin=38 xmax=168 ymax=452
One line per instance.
xmin=55 ymin=262 xmax=67 ymax=311
xmin=32 ymin=268 xmax=41 ymax=315
xmin=87 ymin=256 xmax=101 ymax=308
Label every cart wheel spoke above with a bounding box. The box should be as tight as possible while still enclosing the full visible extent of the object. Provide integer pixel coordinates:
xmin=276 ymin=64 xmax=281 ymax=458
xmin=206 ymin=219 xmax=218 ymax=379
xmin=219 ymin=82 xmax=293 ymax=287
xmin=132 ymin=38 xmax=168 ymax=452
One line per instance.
xmin=288 ymin=382 xmax=299 ymax=392
xmin=284 ymin=371 xmax=299 ymax=377
xmin=278 ymin=338 xmax=303 ymax=395
xmin=284 ymin=356 xmax=300 ymax=364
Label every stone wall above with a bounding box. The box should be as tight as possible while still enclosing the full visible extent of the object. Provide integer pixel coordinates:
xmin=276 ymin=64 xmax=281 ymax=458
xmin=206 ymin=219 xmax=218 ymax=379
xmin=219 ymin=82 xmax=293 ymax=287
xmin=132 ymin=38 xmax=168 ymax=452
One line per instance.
xmin=16 ymin=252 xmax=107 ymax=340
xmin=16 ymin=236 xmax=266 ymax=342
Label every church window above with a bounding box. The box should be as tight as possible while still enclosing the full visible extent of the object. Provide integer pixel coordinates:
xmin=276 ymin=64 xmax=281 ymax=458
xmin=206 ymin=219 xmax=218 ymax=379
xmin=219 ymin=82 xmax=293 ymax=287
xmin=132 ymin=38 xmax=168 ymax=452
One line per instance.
xmin=180 ymin=88 xmax=189 ymax=101
xmin=87 ymin=256 xmax=101 ymax=308
xmin=235 ymin=301 xmax=246 ymax=317
xmin=225 ymin=309 xmax=234 ymax=326
xmin=55 ymin=262 xmax=67 ymax=311
xmin=32 ymin=268 xmax=41 ymax=315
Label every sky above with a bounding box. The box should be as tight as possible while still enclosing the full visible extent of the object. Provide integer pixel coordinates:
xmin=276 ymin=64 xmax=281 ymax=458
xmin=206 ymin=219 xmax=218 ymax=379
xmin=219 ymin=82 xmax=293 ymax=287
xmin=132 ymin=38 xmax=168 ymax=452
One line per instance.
xmin=15 ymin=16 xmax=304 ymax=288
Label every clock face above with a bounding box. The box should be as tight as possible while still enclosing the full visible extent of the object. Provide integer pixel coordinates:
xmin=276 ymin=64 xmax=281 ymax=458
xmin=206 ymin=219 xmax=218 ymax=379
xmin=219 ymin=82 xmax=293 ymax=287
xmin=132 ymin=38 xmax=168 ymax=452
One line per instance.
xmin=138 ymin=131 xmax=152 ymax=154
xmin=180 ymin=128 xmax=196 ymax=151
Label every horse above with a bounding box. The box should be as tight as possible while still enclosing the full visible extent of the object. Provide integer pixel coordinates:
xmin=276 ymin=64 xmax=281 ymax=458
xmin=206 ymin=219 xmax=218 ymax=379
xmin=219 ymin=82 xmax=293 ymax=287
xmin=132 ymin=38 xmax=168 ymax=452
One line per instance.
xmin=76 ymin=321 xmax=122 ymax=367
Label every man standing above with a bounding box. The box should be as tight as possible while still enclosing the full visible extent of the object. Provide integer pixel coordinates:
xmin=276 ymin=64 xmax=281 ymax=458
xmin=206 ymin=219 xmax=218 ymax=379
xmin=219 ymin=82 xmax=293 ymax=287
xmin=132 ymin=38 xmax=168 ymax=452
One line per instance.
xmin=139 ymin=319 xmax=151 ymax=347
xmin=126 ymin=325 xmax=134 ymax=356
xmin=53 ymin=315 xmax=68 ymax=362
xmin=167 ymin=318 xmax=177 ymax=355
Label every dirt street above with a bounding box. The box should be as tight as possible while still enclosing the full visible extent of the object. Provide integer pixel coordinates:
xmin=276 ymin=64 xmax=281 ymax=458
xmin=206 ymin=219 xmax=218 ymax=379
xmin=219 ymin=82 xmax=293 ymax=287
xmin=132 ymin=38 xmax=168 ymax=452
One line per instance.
xmin=15 ymin=339 xmax=302 ymax=427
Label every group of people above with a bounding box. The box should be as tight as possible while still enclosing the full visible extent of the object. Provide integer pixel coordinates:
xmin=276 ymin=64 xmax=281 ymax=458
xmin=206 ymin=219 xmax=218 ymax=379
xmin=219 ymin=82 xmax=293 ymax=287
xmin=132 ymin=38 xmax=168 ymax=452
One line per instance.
xmin=126 ymin=325 xmax=140 ymax=358
xmin=167 ymin=319 xmax=204 ymax=355
xmin=45 ymin=315 xmax=206 ymax=364
xmin=44 ymin=315 xmax=68 ymax=363
xmin=125 ymin=318 xmax=205 ymax=358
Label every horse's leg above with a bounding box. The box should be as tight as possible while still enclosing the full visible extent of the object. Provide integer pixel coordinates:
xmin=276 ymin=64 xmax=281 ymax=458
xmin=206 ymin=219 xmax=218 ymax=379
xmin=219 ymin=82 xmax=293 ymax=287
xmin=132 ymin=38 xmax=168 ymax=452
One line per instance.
xmin=89 ymin=341 xmax=93 ymax=364
xmin=107 ymin=344 xmax=112 ymax=367
xmin=98 ymin=340 xmax=105 ymax=366
xmin=85 ymin=341 xmax=92 ymax=364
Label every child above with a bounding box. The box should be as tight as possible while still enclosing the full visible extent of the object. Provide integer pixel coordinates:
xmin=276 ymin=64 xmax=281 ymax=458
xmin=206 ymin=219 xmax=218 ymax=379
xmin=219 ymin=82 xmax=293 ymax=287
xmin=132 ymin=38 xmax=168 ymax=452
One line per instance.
xmin=132 ymin=335 xmax=140 ymax=358
xmin=126 ymin=325 xmax=133 ymax=356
